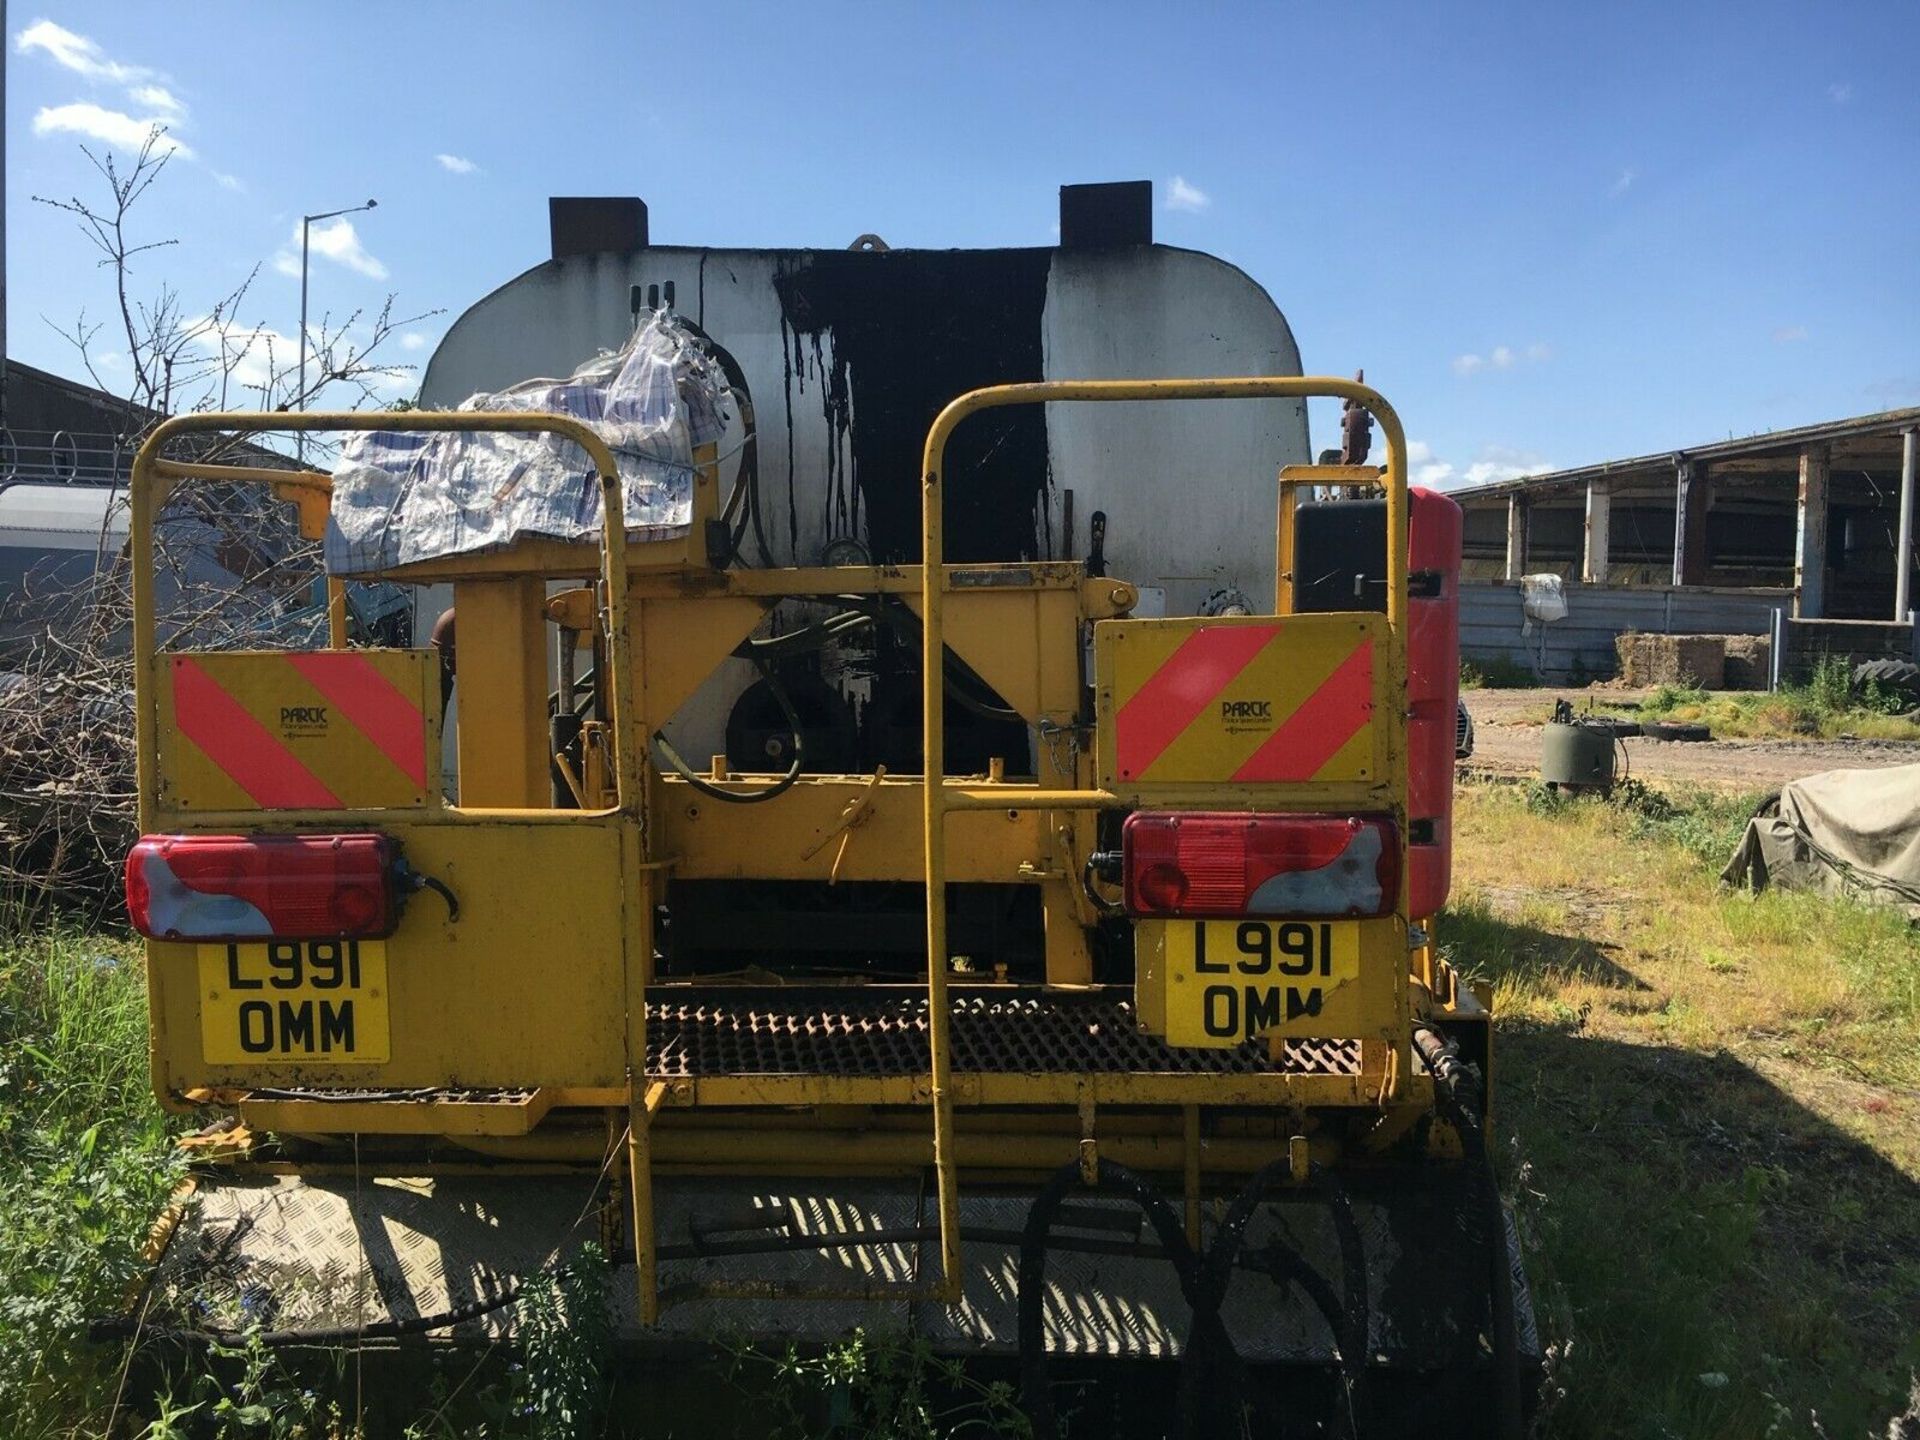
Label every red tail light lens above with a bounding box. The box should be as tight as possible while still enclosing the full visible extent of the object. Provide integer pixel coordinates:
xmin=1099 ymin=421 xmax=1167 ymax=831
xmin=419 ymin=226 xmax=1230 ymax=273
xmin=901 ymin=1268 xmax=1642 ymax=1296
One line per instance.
xmin=1122 ymin=812 xmax=1399 ymax=919
xmin=125 ymin=834 xmax=400 ymax=942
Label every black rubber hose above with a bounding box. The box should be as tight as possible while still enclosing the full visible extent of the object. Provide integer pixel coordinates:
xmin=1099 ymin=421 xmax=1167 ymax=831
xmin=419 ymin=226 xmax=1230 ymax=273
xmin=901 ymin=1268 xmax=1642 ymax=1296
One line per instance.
xmin=652 ymin=660 xmax=805 ymax=805
xmin=861 ymin=598 xmax=1025 ymax=722
xmin=1017 ymin=1159 xmax=1200 ymax=1440
xmin=670 ymin=314 xmax=772 ymax=569
xmin=1415 ymin=1025 xmax=1525 ymax=1440
xmin=1178 ymin=1158 xmax=1367 ymax=1436
xmin=90 ymin=1281 xmax=524 ymax=1347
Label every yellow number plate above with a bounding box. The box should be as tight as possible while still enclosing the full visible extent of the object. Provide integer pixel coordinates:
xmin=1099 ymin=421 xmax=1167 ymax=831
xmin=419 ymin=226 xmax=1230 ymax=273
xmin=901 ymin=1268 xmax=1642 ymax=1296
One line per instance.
xmin=1161 ymin=920 xmax=1360 ymax=1047
xmin=196 ymin=940 xmax=390 ymax=1065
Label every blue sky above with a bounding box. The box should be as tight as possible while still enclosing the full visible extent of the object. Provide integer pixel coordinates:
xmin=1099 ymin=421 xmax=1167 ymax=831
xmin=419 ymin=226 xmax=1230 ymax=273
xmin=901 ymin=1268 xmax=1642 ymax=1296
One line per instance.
xmin=8 ymin=1 xmax=1917 ymax=488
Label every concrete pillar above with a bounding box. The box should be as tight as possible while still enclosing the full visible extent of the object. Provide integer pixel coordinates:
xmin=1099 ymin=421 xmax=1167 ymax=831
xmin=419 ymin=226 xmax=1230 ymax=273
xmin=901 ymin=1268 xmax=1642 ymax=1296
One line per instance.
xmin=1896 ymin=427 xmax=1916 ymax=621
xmin=1672 ymin=458 xmax=1708 ymax=587
xmin=1505 ymin=494 xmax=1527 ymax=581
xmin=1794 ymin=443 xmax=1831 ymax=619
xmin=1583 ymin=481 xmax=1611 ymax=585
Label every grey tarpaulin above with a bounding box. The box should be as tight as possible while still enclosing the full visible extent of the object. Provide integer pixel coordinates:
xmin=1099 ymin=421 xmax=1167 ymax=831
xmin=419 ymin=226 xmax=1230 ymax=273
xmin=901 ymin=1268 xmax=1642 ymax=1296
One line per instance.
xmin=324 ymin=311 xmax=733 ymax=575
xmin=1722 ymin=763 xmax=1920 ymax=918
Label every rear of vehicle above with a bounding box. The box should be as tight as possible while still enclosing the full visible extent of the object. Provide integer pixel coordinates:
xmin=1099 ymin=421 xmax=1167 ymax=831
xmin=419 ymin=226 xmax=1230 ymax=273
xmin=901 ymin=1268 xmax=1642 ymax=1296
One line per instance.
xmin=126 ymin=379 xmax=1530 ymax=1435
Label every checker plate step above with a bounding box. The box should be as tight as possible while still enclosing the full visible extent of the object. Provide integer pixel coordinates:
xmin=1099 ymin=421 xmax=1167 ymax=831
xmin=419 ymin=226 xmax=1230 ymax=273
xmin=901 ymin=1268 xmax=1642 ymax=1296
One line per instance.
xmin=645 ymin=988 xmax=1360 ymax=1078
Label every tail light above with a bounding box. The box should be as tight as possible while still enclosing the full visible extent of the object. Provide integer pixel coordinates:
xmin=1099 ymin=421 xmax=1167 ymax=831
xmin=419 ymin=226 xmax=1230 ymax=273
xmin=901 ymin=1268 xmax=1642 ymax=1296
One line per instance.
xmin=1123 ymin=812 xmax=1399 ymax=919
xmin=125 ymin=834 xmax=400 ymax=942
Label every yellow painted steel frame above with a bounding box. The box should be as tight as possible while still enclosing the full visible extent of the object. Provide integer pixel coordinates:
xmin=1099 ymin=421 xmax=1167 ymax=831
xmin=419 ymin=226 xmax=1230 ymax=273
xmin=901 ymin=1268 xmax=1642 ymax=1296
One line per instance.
xmin=918 ymin=376 xmax=1412 ymax=1305
xmin=131 ymin=381 xmax=1419 ymax=1326
xmin=128 ymin=411 xmax=670 ymax=1315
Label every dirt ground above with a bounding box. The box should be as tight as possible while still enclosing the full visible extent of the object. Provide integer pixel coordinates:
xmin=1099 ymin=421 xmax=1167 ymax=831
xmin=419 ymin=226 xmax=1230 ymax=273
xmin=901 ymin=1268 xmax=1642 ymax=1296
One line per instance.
xmin=1460 ymin=686 xmax=1920 ymax=790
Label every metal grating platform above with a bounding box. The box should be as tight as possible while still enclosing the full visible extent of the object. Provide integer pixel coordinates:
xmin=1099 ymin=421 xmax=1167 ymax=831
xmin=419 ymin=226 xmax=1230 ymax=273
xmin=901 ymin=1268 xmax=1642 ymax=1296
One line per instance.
xmin=645 ymin=989 xmax=1361 ymax=1078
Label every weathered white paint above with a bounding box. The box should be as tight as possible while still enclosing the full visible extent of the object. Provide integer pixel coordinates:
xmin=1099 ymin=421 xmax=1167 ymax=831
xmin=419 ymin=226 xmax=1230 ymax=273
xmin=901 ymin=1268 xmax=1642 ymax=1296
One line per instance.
xmin=1582 ymin=481 xmax=1610 ymax=585
xmin=1505 ymin=495 xmax=1527 ymax=581
xmin=1794 ymin=443 xmax=1830 ymax=619
xmin=1039 ymin=248 xmax=1305 ymax=616
xmin=418 ymin=243 xmax=1309 ymax=758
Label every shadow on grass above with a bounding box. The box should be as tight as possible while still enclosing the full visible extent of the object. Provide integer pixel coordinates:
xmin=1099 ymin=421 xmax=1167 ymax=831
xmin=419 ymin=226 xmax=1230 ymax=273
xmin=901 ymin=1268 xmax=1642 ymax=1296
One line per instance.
xmin=1441 ymin=900 xmax=1654 ymax=995
xmin=1500 ymin=1025 xmax=1920 ymax=1440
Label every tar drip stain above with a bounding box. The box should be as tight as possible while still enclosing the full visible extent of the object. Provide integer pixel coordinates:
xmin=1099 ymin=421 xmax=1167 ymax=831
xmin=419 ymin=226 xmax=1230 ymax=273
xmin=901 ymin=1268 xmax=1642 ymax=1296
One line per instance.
xmin=773 ymin=248 xmax=1054 ymax=565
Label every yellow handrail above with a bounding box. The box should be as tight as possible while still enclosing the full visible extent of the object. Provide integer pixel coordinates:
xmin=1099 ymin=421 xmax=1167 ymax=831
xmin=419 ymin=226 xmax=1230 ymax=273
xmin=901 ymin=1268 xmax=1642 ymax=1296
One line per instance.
xmin=126 ymin=407 xmax=668 ymax=1319
xmin=127 ymin=411 xmax=630 ymax=827
xmin=917 ymin=375 xmax=1410 ymax=1304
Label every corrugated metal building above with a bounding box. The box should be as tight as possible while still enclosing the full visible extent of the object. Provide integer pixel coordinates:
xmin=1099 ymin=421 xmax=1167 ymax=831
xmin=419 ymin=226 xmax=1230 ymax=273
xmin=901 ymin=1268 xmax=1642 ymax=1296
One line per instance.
xmin=1448 ymin=409 xmax=1920 ymax=679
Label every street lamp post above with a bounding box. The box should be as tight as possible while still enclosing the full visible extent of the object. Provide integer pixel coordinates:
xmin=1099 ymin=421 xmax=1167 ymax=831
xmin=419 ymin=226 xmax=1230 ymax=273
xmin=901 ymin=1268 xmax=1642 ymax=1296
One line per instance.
xmin=296 ymin=199 xmax=377 ymax=461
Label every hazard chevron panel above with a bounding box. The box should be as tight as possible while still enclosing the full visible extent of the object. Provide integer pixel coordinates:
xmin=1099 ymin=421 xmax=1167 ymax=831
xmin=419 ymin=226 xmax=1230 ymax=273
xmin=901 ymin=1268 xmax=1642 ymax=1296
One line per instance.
xmin=1094 ymin=614 xmax=1386 ymax=791
xmin=156 ymin=650 xmax=439 ymax=811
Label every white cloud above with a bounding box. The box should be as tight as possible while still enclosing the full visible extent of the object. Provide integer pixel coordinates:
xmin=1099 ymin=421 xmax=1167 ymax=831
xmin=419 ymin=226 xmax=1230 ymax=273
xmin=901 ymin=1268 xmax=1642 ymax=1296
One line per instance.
xmin=435 ymin=152 xmax=479 ymax=175
xmin=1609 ymin=167 xmax=1637 ymax=197
xmin=1451 ymin=342 xmax=1550 ymax=379
xmin=1406 ymin=441 xmax=1553 ymax=490
xmin=128 ymin=83 xmax=183 ymax=116
xmin=1828 ymin=82 xmax=1852 ymax=105
xmin=274 ymin=217 xmax=388 ymax=281
xmin=14 ymin=18 xmax=149 ymax=83
xmin=1165 ymin=175 xmax=1211 ymax=213
xmin=1404 ymin=440 xmax=1456 ymax=488
xmin=1773 ymin=325 xmax=1809 ymax=343
xmin=32 ymin=102 xmax=192 ymax=157
xmin=213 ymin=171 xmax=244 ymax=192
xmin=400 ymin=332 xmax=429 ymax=351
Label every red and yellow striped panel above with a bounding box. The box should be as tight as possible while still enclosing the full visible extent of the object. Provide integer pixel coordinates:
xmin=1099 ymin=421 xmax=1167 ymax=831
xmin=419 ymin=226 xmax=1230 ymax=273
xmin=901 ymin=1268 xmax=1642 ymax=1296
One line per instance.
xmin=1096 ymin=615 xmax=1383 ymax=789
xmin=157 ymin=650 xmax=437 ymax=811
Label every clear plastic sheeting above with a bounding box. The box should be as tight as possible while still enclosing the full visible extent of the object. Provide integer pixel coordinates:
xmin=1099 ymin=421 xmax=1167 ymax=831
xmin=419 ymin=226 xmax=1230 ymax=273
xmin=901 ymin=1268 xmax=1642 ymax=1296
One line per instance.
xmin=325 ymin=311 xmax=734 ymax=575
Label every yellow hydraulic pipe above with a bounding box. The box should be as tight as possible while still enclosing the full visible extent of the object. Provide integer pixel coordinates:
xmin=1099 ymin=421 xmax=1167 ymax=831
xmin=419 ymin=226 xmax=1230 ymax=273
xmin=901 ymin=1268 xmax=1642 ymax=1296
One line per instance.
xmin=919 ymin=376 xmax=1411 ymax=1305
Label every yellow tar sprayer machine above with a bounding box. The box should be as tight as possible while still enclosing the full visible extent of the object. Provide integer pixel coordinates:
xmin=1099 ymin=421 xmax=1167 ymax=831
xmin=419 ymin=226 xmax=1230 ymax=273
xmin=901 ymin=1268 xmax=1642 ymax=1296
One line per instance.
xmin=119 ymin=244 xmax=1534 ymax=1434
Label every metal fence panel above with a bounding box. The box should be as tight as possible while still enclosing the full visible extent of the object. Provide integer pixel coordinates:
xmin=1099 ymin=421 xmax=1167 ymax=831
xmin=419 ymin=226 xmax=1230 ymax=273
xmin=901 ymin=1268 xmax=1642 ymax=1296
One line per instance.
xmin=1460 ymin=581 xmax=1784 ymax=681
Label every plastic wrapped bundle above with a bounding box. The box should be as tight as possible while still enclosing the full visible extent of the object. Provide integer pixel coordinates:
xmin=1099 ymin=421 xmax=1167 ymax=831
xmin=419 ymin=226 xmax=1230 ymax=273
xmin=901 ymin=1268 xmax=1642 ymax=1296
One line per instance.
xmin=325 ymin=311 xmax=733 ymax=575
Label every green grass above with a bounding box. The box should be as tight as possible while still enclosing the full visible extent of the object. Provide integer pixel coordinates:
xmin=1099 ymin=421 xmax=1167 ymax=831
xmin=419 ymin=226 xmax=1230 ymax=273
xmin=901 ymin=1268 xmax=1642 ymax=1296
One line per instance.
xmin=0 ymin=930 xmax=180 ymax=1438
xmin=1447 ymin=780 xmax=1920 ymax=1437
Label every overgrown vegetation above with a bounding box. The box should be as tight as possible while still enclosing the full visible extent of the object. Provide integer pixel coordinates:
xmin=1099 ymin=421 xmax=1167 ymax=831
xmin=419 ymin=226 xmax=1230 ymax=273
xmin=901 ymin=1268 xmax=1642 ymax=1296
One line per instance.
xmin=0 ymin=930 xmax=179 ymax=1437
xmin=0 ymin=932 xmax=1023 ymax=1438
xmin=1602 ymin=655 xmax=1920 ymax=741
xmin=1448 ymin=778 xmax=1920 ymax=1437
xmin=11 ymin=785 xmax=1920 ymax=1437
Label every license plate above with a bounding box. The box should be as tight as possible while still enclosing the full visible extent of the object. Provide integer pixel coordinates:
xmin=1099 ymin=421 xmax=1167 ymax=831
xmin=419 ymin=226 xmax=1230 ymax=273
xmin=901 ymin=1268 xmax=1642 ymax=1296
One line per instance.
xmin=1160 ymin=920 xmax=1360 ymax=1047
xmin=196 ymin=940 xmax=390 ymax=1064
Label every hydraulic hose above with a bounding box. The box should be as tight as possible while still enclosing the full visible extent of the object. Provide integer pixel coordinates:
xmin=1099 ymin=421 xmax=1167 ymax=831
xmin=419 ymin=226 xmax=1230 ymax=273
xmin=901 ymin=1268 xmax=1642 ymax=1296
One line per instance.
xmin=1018 ymin=1159 xmax=1200 ymax=1439
xmin=1016 ymin=1156 xmax=1368 ymax=1440
xmin=652 ymin=659 xmax=805 ymax=805
xmin=1414 ymin=1024 xmax=1525 ymax=1440
xmin=1176 ymin=1156 xmax=1368 ymax=1437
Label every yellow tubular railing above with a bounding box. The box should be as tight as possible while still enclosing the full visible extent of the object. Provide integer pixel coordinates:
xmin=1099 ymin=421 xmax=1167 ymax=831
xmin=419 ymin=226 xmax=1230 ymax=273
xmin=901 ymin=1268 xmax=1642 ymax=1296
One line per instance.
xmin=126 ymin=408 xmax=672 ymax=1318
xmin=918 ymin=375 xmax=1409 ymax=1304
xmin=128 ymin=411 xmax=629 ymax=825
